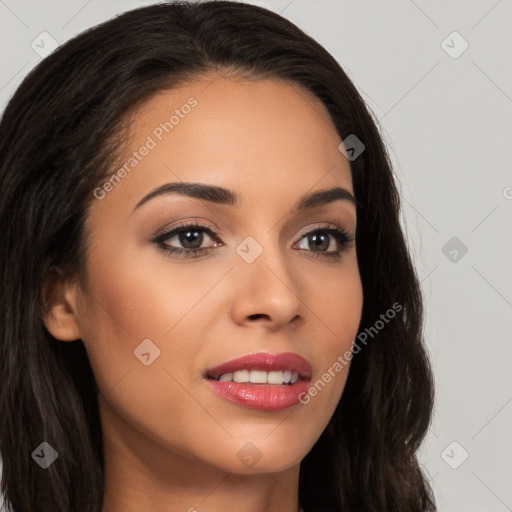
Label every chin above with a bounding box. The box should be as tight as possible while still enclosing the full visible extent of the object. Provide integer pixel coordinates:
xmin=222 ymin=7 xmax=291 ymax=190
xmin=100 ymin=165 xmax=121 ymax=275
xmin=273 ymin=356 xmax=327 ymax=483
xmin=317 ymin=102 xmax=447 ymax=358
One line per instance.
xmin=211 ymin=435 xmax=312 ymax=475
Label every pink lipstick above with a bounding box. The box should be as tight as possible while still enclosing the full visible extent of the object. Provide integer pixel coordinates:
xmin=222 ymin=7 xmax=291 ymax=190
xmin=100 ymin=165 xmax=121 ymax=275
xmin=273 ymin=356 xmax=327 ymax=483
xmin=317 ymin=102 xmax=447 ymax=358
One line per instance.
xmin=205 ymin=352 xmax=312 ymax=411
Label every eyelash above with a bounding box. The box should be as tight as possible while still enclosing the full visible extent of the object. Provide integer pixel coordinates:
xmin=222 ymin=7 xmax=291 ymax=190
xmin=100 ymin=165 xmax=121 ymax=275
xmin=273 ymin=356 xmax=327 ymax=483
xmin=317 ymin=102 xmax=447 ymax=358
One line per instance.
xmin=153 ymin=220 xmax=354 ymax=261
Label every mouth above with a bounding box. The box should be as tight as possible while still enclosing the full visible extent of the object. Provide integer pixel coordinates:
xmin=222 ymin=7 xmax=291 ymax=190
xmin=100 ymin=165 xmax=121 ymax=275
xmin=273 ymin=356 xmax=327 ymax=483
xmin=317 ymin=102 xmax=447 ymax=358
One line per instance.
xmin=204 ymin=352 xmax=312 ymax=411
xmin=204 ymin=351 xmax=312 ymax=385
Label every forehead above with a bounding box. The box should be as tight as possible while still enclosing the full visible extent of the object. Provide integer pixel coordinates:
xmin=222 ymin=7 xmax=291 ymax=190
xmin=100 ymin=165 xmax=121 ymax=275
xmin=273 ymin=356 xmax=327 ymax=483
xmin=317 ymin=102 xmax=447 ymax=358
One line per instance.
xmin=93 ymin=75 xmax=353 ymax=216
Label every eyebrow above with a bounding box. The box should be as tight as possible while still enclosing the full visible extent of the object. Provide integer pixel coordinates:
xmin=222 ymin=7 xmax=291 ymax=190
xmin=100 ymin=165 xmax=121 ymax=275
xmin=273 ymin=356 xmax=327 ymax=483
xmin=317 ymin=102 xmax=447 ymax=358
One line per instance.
xmin=132 ymin=182 xmax=356 ymax=213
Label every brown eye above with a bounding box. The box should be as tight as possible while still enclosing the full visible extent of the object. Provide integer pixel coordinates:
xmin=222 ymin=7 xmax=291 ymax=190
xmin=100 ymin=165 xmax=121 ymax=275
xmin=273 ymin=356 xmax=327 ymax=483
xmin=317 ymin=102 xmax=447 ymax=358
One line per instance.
xmin=153 ymin=222 xmax=222 ymax=258
xmin=294 ymin=225 xmax=354 ymax=261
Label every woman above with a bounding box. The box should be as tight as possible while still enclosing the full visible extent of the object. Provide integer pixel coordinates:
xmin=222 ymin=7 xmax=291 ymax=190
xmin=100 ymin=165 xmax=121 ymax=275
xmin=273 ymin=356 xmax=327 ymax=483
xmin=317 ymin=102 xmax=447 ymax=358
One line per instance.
xmin=0 ymin=2 xmax=436 ymax=511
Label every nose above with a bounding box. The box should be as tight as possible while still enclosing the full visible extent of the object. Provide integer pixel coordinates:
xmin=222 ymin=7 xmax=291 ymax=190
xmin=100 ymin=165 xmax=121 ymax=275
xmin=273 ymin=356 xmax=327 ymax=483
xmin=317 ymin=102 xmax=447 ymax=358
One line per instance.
xmin=230 ymin=242 xmax=303 ymax=330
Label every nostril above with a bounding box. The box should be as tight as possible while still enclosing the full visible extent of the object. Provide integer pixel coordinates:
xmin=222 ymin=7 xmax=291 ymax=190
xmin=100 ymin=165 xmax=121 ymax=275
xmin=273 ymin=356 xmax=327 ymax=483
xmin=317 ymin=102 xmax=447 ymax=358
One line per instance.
xmin=248 ymin=314 xmax=269 ymax=320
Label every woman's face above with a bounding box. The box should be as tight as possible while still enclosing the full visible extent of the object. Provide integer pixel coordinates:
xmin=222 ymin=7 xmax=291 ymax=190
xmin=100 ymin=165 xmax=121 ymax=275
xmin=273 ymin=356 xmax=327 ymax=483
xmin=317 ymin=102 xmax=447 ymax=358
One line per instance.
xmin=52 ymin=76 xmax=363 ymax=476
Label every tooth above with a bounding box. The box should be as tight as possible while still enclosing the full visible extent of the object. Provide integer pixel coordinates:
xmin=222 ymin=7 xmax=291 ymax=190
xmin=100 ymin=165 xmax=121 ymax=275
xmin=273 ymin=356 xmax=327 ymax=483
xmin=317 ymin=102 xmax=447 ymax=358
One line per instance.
xmin=250 ymin=370 xmax=267 ymax=384
xmin=233 ymin=370 xmax=250 ymax=383
xmin=267 ymin=371 xmax=284 ymax=384
xmin=217 ymin=369 xmax=298 ymax=385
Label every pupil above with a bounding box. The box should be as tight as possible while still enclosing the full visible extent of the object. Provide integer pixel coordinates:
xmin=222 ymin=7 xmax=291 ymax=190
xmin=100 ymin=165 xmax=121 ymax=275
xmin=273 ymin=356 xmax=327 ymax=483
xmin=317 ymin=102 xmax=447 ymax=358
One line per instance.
xmin=310 ymin=233 xmax=328 ymax=251
xmin=180 ymin=230 xmax=202 ymax=249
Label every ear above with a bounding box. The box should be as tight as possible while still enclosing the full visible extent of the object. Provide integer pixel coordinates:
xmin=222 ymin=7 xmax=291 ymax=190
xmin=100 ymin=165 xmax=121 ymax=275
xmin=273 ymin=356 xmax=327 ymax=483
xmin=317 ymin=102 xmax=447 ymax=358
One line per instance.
xmin=42 ymin=268 xmax=83 ymax=342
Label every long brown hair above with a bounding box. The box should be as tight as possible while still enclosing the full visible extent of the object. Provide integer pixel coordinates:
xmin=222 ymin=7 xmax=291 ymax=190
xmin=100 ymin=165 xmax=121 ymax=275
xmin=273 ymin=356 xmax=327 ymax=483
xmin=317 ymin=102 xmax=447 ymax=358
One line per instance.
xmin=0 ymin=2 xmax=436 ymax=510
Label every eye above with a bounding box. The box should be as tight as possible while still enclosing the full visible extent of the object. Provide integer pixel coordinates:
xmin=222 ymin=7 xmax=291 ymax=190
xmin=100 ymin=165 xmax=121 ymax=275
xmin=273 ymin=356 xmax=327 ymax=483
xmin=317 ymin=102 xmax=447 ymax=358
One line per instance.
xmin=294 ymin=224 xmax=354 ymax=261
xmin=153 ymin=221 xmax=222 ymax=258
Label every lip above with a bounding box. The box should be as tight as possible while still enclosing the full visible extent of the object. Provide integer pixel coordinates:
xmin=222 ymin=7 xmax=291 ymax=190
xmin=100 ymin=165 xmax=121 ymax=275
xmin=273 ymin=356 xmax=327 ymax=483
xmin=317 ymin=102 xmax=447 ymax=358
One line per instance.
xmin=205 ymin=351 xmax=312 ymax=380
xmin=204 ymin=352 xmax=312 ymax=411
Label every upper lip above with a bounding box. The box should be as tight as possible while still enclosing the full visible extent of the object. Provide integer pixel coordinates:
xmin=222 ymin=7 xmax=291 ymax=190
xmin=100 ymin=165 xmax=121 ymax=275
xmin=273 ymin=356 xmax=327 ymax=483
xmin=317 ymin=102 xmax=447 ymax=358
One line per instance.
xmin=205 ymin=352 xmax=312 ymax=380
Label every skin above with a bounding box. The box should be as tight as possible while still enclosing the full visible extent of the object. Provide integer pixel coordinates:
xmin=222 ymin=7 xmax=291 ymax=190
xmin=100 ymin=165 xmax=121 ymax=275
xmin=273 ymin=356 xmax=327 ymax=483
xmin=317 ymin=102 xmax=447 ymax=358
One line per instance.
xmin=43 ymin=74 xmax=363 ymax=512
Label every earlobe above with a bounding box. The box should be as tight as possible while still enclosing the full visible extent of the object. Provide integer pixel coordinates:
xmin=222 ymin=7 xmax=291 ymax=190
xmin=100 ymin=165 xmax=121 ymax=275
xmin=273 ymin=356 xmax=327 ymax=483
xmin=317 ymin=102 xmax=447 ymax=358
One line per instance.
xmin=42 ymin=271 xmax=82 ymax=342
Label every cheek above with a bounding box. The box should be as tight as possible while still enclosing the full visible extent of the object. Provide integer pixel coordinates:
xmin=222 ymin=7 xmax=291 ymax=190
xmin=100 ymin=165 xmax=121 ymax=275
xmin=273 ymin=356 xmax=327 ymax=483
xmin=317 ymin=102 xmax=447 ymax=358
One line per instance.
xmin=305 ymin=259 xmax=363 ymax=349
xmin=76 ymin=251 xmax=216 ymax=449
xmin=77 ymin=244 xmax=232 ymax=398
xmin=299 ymin=265 xmax=363 ymax=413
xmin=76 ymin=248 xmax=171 ymax=390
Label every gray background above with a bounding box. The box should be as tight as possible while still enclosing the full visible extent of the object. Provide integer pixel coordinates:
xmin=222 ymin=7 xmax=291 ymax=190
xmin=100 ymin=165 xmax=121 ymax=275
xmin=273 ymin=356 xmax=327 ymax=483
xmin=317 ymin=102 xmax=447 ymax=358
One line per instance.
xmin=1 ymin=1 xmax=511 ymax=510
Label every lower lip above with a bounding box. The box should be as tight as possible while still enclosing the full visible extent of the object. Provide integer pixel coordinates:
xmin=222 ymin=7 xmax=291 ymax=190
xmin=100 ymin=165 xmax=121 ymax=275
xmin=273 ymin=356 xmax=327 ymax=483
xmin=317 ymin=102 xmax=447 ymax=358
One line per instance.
xmin=206 ymin=378 xmax=310 ymax=411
